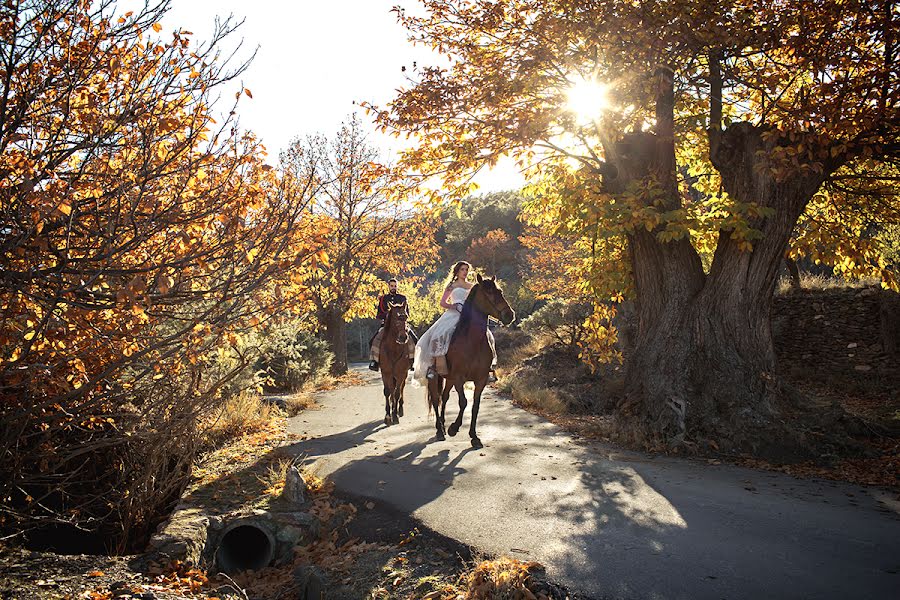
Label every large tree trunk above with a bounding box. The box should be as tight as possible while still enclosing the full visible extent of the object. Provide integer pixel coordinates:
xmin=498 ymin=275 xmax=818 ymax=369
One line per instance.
xmin=609 ymin=68 xmax=827 ymax=451
xmin=321 ymin=308 xmax=349 ymax=375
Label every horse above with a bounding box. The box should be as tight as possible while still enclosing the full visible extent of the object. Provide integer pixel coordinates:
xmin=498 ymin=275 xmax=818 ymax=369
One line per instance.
xmin=428 ymin=274 xmax=515 ymax=448
xmin=380 ymin=301 xmax=411 ymax=425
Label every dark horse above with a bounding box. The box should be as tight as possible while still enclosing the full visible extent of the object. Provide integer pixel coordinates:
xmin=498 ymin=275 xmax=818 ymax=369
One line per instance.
xmin=428 ymin=274 xmax=515 ymax=448
xmin=380 ymin=302 xmax=411 ymax=425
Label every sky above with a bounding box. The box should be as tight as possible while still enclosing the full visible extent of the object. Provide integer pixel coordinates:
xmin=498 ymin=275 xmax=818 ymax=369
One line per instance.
xmin=152 ymin=0 xmax=525 ymax=192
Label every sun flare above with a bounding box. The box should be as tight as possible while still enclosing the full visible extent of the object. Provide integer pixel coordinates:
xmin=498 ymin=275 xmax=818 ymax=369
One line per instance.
xmin=566 ymin=79 xmax=610 ymax=123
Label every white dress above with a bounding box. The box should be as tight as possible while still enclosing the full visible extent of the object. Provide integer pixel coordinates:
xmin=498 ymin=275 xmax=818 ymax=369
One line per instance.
xmin=412 ymin=286 xmax=495 ymax=385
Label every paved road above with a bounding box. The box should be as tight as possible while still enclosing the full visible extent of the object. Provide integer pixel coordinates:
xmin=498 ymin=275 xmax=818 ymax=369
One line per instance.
xmin=285 ymin=366 xmax=900 ymax=600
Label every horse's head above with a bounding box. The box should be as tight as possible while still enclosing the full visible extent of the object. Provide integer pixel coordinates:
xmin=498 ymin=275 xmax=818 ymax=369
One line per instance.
xmin=386 ymin=302 xmax=409 ymax=344
xmin=474 ymin=274 xmax=515 ymax=326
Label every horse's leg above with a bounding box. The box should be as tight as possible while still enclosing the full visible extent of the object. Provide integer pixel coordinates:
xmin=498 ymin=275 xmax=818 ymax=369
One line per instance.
xmin=440 ymin=376 xmax=453 ymax=437
xmin=398 ymin=365 xmax=405 ymax=417
xmin=431 ymin=377 xmax=445 ymax=440
xmin=447 ymin=380 xmax=467 ymax=437
xmin=391 ymin=374 xmax=400 ymax=424
xmin=397 ymin=377 xmax=406 ymax=422
xmin=383 ymin=378 xmax=392 ymax=426
xmin=469 ymin=380 xmax=487 ymax=448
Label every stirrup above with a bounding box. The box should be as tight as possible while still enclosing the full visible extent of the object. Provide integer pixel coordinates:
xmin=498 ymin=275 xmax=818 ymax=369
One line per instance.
xmin=426 ymin=366 xmax=436 ymax=380
xmin=487 ymin=370 xmax=497 ymax=383
xmin=368 ymin=360 xmax=379 ymax=372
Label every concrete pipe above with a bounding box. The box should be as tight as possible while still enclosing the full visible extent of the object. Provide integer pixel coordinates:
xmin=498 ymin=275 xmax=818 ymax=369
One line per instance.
xmin=215 ymin=521 xmax=276 ymax=574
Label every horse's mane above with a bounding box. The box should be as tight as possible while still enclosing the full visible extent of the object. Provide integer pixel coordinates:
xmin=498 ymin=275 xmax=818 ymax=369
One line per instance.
xmin=450 ymin=281 xmax=494 ymax=345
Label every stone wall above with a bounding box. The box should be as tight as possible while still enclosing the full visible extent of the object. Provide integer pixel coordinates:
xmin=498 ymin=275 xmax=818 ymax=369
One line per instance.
xmin=771 ymin=287 xmax=900 ymax=382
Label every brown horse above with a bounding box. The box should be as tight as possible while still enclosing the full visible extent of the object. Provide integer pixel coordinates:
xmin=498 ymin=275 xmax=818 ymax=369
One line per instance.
xmin=380 ymin=302 xmax=411 ymax=425
xmin=428 ymin=275 xmax=515 ymax=448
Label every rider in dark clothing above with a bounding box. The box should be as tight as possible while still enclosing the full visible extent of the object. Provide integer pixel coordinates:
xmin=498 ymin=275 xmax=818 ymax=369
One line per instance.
xmin=369 ymin=278 xmax=417 ymax=371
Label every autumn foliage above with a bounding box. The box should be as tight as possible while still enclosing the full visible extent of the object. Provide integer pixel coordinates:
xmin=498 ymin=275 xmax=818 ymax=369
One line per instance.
xmin=0 ymin=0 xmax=324 ymax=549
xmin=372 ymin=0 xmax=899 ymax=447
xmin=281 ymin=115 xmax=438 ymax=373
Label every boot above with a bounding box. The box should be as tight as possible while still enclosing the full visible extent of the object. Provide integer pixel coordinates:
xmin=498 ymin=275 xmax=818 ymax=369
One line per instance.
xmin=435 ymin=355 xmax=449 ymax=376
xmin=368 ymin=360 xmax=379 ymax=372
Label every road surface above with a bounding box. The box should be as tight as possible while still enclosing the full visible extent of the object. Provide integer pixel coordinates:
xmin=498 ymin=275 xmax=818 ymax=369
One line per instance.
xmin=284 ymin=366 xmax=900 ymax=599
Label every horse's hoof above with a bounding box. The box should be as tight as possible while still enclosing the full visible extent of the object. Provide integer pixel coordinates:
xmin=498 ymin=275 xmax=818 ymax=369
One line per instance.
xmin=398 ymin=405 xmax=404 ymax=417
xmin=392 ymin=414 xmax=399 ymax=425
xmin=436 ymin=431 xmax=445 ymax=441
xmin=384 ymin=415 xmax=392 ymax=426
xmin=471 ymin=437 xmax=483 ymax=449
xmin=448 ymin=423 xmax=459 ymax=437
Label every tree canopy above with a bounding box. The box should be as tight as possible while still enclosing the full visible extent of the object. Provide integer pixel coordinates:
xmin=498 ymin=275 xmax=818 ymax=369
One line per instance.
xmin=370 ymin=0 xmax=899 ymax=446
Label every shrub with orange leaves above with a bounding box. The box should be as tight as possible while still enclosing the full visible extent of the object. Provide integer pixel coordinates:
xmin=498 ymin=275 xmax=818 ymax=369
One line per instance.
xmin=0 ymin=0 xmax=324 ymax=551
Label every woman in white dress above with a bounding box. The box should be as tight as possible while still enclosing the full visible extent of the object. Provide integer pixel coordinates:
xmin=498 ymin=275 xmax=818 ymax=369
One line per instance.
xmin=413 ymin=261 xmax=496 ymax=385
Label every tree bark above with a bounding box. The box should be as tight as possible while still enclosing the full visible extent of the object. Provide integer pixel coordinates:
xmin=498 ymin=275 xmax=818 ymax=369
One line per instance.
xmin=321 ymin=308 xmax=349 ymax=375
xmin=609 ymin=68 xmax=828 ymax=450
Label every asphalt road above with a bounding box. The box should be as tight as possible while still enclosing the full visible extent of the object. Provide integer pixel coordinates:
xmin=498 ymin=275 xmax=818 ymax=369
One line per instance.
xmin=285 ymin=365 xmax=900 ymax=600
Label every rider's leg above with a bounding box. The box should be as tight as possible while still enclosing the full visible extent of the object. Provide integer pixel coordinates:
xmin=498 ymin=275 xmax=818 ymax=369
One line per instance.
xmin=369 ymin=327 xmax=384 ymax=371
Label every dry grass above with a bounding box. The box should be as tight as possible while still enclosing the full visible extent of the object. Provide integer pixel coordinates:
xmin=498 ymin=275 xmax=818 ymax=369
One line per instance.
xmin=282 ymin=387 xmax=318 ymax=416
xmin=201 ymin=391 xmax=282 ymax=447
xmin=508 ymin=376 xmax=567 ymax=414
xmin=494 ymin=333 xmax=548 ymax=381
xmin=257 ymin=457 xmax=293 ymax=496
xmin=776 ymin=272 xmax=880 ymax=295
xmin=316 ymin=370 xmax=366 ymax=391
xmin=493 ymin=333 xmax=568 ymax=414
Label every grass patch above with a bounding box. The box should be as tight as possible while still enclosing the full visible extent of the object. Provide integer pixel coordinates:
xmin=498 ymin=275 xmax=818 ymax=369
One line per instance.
xmin=201 ymin=391 xmax=282 ymax=447
xmin=316 ymin=370 xmax=366 ymax=391
xmin=776 ymin=273 xmax=879 ymax=295
xmin=257 ymin=457 xmax=293 ymax=496
xmin=509 ymin=376 xmax=567 ymax=414
xmin=494 ymin=332 xmax=548 ymax=382
xmin=282 ymin=386 xmax=318 ymax=417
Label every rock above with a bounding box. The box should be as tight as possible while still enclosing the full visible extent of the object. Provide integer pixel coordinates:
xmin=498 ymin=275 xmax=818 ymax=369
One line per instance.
xmin=282 ymin=465 xmax=308 ymax=504
xmin=145 ymin=508 xmax=209 ymax=565
xmin=847 ymin=342 xmax=858 ymax=349
xmin=293 ymin=565 xmax=327 ymax=600
xmin=853 ymin=364 xmax=873 ymax=372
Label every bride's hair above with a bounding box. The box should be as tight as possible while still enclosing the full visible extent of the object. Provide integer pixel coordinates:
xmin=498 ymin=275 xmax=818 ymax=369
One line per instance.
xmin=446 ymin=261 xmax=471 ymax=288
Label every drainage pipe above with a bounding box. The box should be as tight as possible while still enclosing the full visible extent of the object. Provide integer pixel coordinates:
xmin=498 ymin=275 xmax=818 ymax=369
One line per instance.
xmin=215 ymin=521 xmax=276 ymax=573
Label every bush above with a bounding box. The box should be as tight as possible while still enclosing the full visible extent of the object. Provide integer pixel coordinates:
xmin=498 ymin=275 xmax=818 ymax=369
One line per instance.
xmin=520 ymin=301 xmax=592 ymax=347
xmin=254 ymin=324 xmax=334 ymax=393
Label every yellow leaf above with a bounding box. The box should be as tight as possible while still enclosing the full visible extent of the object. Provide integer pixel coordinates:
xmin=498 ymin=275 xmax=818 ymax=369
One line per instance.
xmin=152 ymin=23 xmax=162 ymax=32
xmin=244 ymin=88 xmax=253 ymax=98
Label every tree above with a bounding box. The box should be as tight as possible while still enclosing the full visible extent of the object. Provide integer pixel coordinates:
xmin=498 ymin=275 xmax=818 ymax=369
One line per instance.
xmin=281 ymin=115 xmax=438 ymax=374
xmin=370 ymin=0 xmax=899 ymax=449
xmin=466 ymin=229 xmax=513 ymax=274
xmin=0 ymin=0 xmax=323 ymax=549
xmin=401 ymin=277 xmax=444 ymax=329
